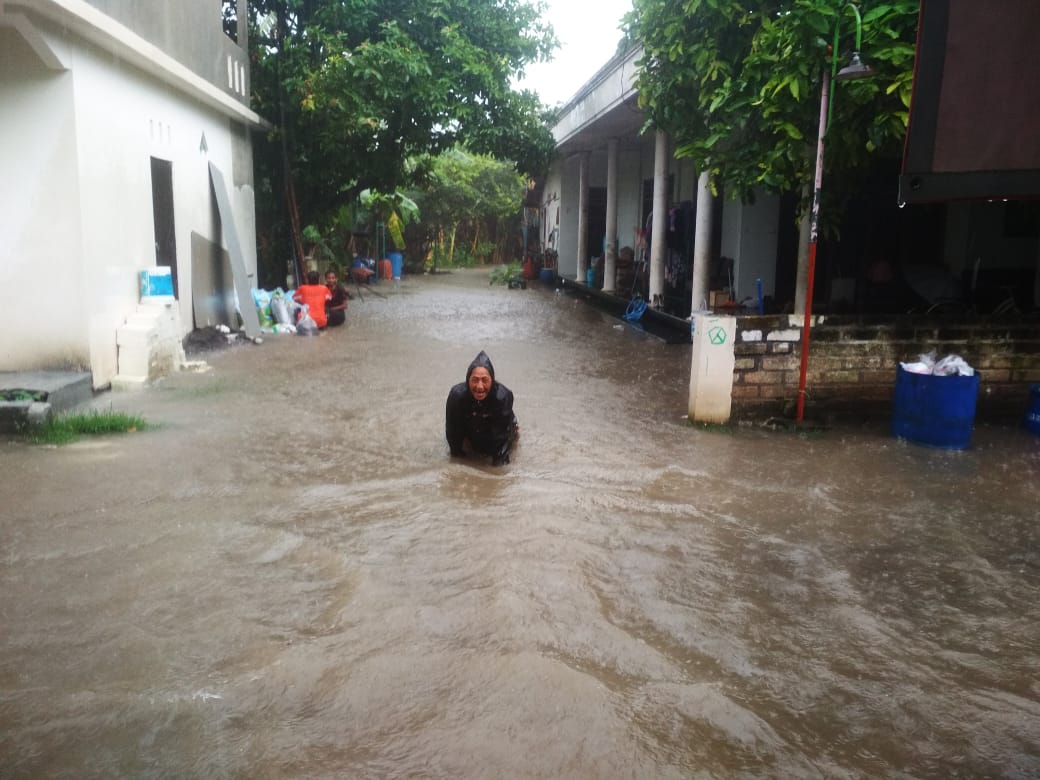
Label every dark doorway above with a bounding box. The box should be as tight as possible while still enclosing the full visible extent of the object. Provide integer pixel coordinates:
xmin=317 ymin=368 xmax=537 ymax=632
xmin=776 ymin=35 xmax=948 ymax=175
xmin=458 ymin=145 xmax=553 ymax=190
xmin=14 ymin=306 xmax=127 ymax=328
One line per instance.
xmin=150 ymin=157 xmax=178 ymax=298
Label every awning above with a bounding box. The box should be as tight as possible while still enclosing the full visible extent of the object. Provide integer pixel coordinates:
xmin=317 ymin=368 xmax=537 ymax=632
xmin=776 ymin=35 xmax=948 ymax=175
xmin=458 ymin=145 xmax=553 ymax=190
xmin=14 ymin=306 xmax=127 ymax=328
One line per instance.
xmin=899 ymin=0 xmax=1040 ymax=203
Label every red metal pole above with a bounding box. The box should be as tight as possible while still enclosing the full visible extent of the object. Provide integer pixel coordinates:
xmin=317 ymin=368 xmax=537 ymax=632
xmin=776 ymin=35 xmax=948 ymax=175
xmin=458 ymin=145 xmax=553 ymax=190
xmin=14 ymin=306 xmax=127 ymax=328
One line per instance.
xmin=796 ymin=66 xmax=831 ymax=424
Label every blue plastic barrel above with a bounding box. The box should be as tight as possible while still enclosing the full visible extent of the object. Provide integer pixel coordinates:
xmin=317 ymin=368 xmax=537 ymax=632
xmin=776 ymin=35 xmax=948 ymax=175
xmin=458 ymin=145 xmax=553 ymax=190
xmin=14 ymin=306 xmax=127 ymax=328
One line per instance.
xmin=1025 ymin=385 xmax=1040 ymax=435
xmin=389 ymin=251 xmax=403 ymax=280
xmin=539 ymin=268 xmax=555 ymax=284
xmin=891 ymin=365 xmax=980 ymax=449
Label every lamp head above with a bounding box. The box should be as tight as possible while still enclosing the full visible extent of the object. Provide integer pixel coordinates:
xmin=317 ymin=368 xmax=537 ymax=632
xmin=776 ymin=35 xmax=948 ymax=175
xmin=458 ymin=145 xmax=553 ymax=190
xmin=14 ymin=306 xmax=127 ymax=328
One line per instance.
xmin=836 ymin=51 xmax=875 ymax=81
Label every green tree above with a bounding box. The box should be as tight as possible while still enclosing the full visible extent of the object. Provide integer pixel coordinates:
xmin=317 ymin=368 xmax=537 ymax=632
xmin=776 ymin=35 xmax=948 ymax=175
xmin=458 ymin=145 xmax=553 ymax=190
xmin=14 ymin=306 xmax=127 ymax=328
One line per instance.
xmin=625 ymin=0 xmax=917 ymax=201
xmin=414 ymin=149 xmax=528 ymax=267
xmin=248 ymin=0 xmax=558 ymax=280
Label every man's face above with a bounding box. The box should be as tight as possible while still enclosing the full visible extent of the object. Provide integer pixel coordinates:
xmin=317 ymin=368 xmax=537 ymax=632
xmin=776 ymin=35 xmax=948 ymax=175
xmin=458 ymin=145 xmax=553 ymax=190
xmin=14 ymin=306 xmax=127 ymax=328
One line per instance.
xmin=468 ymin=367 xmax=492 ymax=401
xmin=325 ymin=272 xmax=337 ymax=288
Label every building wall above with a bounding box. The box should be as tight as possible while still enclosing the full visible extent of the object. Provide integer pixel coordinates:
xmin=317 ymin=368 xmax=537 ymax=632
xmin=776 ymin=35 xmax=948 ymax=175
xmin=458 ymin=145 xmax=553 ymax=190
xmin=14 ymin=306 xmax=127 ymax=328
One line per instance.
xmin=557 ymin=155 xmax=580 ymax=279
xmin=86 ymin=0 xmax=249 ymax=105
xmin=720 ymin=192 xmax=780 ymax=303
xmin=730 ymin=315 xmax=1040 ymax=421
xmin=617 ymin=147 xmax=643 ymax=254
xmin=0 ymin=10 xmax=257 ymax=385
xmin=0 ymin=29 xmax=88 ymax=371
xmin=553 ymin=134 xmax=701 ymax=282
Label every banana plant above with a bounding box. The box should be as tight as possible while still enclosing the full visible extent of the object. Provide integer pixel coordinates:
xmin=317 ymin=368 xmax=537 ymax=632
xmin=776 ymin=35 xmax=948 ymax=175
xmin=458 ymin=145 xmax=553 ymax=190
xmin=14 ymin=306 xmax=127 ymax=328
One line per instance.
xmin=358 ymin=189 xmax=420 ymax=251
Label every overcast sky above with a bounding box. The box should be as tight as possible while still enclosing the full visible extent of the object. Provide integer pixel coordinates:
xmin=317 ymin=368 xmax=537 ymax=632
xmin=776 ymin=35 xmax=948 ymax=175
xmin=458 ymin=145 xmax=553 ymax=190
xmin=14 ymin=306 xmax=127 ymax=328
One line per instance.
xmin=513 ymin=0 xmax=633 ymax=107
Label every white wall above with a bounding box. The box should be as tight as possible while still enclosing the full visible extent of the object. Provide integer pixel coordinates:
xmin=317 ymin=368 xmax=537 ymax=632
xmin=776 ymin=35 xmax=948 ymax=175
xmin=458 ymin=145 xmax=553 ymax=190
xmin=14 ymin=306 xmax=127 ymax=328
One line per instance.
xmin=557 ymin=155 xmax=580 ymax=279
xmin=0 ymin=21 xmax=257 ymax=385
xmin=616 ymin=148 xmax=643 ymax=255
xmin=551 ymin=135 xmax=691 ymax=280
xmin=720 ymin=192 xmax=780 ymax=303
xmin=0 ymin=35 xmax=88 ymax=370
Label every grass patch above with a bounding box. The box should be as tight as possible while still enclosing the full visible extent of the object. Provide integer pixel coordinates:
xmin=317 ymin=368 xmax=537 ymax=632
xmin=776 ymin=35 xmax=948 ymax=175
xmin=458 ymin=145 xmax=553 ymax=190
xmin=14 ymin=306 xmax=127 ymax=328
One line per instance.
xmin=27 ymin=410 xmax=148 ymax=445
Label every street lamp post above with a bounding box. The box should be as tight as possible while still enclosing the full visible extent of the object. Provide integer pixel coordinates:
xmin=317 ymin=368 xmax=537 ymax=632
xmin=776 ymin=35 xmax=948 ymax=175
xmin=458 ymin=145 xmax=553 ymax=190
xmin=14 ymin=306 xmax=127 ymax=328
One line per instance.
xmin=795 ymin=2 xmax=874 ymax=424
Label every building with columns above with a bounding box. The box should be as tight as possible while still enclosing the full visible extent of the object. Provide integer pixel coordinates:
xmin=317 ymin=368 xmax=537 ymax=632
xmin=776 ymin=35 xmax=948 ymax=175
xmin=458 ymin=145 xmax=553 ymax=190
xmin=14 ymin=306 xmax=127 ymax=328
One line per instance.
xmin=541 ymin=46 xmax=787 ymax=322
xmin=540 ymin=43 xmax=1040 ymax=424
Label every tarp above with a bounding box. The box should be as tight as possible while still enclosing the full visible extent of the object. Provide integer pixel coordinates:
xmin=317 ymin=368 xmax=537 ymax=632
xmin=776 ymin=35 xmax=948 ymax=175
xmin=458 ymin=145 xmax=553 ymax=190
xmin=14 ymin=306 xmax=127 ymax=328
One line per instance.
xmin=899 ymin=0 xmax=1040 ymax=203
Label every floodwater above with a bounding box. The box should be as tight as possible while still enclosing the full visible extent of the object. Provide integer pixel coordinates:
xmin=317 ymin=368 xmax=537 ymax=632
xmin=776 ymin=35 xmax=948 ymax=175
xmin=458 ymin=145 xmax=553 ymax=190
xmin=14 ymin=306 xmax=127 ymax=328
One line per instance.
xmin=2 ymin=269 xmax=1039 ymax=779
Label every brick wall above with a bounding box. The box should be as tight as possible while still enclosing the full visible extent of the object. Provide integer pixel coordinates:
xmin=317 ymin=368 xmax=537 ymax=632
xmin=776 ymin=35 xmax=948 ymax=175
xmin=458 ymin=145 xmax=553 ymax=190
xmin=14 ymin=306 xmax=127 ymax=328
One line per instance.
xmin=731 ymin=315 xmax=1040 ymax=422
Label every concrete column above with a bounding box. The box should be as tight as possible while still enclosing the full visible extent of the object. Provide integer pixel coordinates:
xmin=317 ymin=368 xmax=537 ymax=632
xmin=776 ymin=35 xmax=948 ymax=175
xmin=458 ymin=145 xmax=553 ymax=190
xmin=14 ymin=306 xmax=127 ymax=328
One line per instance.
xmin=688 ymin=313 xmax=736 ymax=423
xmin=649 ymin=130 xmax=668 ymax=305
xmin=576 ymin=152 xmax=589 ymax=283
xmin=603 ymin=139 xmax=619 ymax=293
xmin=794 ymin=182 xmax=811 ymax=314
xmin=689 ymin=169 xmax=713 ymax=313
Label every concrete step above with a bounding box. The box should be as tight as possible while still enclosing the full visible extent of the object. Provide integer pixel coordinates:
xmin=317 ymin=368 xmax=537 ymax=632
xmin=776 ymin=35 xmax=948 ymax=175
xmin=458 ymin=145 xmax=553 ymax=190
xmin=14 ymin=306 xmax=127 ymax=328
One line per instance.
xmin=0 ymin=371 xmax=94 ymax=432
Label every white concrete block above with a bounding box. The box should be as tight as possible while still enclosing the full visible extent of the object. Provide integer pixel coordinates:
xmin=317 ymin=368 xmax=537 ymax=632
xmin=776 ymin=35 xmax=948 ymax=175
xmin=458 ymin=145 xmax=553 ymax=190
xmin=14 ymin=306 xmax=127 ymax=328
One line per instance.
xmin=117 ymin=343 xmax=151 ymax=377
xmin=741 ymin=329 xmax=763 ymax=342
xmin=111 ymin=374 xmax=149 ymax=391
xmin=688 ymin=313 xmax=736 ymax=424
xmin=116 ymin=325 xmax=157 ymax=348
xmin=767 ymin=329 xmax=801 ymax=342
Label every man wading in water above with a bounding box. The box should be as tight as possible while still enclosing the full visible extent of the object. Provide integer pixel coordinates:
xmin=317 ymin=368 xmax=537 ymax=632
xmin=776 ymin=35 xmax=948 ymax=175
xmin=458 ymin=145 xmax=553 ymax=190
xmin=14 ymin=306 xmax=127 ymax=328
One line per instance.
xmin=445 ymin=351 xmax=518 ymax=466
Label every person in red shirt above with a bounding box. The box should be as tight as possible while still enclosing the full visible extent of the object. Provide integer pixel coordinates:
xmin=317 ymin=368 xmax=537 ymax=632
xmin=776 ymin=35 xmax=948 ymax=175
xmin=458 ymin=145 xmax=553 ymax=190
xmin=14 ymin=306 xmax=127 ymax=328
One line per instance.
xmin=293 ymin=271 xmax=332 ymax=329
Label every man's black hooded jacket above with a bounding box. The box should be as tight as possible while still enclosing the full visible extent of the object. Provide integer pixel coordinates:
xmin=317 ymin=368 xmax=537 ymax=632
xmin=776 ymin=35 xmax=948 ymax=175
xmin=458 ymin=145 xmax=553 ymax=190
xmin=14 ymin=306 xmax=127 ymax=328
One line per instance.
xmin=445 ymin=351 xmax=517 ymax=463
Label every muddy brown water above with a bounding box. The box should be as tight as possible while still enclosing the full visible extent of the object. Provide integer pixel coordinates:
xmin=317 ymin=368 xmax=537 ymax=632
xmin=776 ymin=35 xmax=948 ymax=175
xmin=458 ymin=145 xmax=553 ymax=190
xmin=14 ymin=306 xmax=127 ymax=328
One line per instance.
xmin=2 ymin=269 xmax=1039 ymax=778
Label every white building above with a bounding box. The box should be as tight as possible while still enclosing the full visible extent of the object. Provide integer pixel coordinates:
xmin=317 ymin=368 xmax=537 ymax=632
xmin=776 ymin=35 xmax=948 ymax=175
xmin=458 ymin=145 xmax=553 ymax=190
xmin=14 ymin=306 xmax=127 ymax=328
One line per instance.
xmin=542 ymin=46 xmax=783 ymax=319
xmin=0 ymin=0 xmax=264 ymax=388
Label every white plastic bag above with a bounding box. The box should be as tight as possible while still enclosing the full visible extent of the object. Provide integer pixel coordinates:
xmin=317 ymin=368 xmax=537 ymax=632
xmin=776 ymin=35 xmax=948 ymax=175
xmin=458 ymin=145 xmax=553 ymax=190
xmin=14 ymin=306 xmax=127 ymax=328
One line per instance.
xmin=295 ymin=304 xmax=319 ymax=336
xmin=934 ymin=354 xmax=974 ymax=376
xmin=900 ymin=351 xmax=974 ymax=376
xmin=270 ymin=288 xmax=292 ymax=326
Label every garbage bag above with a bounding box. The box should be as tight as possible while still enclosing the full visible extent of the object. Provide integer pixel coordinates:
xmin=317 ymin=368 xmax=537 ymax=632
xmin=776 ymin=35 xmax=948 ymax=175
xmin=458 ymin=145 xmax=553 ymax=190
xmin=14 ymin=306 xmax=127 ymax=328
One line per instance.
xmin=295 ymin=304 xmax=319 ymax=336
xmin=270 ymin=289 xmax=292 ymax=326
xmin=251 ymin=288 xmax=275 ymax=330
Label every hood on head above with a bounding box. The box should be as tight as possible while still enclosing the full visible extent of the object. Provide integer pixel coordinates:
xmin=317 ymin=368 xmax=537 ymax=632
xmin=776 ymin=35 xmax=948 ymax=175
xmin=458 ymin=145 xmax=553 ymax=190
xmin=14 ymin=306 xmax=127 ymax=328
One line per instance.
xmin=466 ymin=350 xmax=495 ymax=383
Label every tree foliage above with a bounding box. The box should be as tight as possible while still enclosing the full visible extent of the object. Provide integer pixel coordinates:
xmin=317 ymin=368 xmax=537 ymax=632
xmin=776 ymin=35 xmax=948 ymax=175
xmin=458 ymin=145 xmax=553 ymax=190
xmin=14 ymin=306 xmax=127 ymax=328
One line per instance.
xmin=245 ymin=0 xmax=558 ymax=285
xmin=412 ymin=149 xmax=528 ymax=266
xmin=625 ymin=0 xmax=918 ymax=201
xmin=248 ymin=0 xmax=557 ymax=230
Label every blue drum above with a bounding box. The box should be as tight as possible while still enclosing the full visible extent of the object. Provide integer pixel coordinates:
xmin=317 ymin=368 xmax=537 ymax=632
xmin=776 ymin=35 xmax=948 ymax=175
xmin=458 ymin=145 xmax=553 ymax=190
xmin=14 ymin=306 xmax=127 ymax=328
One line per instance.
xmin=1026 ymin=385 xmax=1040 ymax=435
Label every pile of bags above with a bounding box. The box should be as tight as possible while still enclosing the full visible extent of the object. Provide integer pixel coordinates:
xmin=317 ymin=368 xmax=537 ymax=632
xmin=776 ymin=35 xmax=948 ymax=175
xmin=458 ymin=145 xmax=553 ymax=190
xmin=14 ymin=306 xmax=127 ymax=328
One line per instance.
xmin=251 ymin=288 xmax=320 ymax=336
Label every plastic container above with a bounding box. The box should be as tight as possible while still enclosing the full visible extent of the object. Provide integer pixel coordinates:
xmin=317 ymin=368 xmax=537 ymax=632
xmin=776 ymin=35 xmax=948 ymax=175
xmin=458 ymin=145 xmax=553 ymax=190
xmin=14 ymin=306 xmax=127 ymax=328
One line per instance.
xmin=139 ymin=267 xmax=174 ymax=302
xmin=389 ymin=251 xmax=403 ymax=280
xmin=586 ymin=267 xmax=596 ymax=287
xmin=891 ymin=365 xmax=980 ymax=449
xmin=1025 ymin=385 xmax=1040 ymax=435
xmin=539 ymin=268 xmax=555 ymax=285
